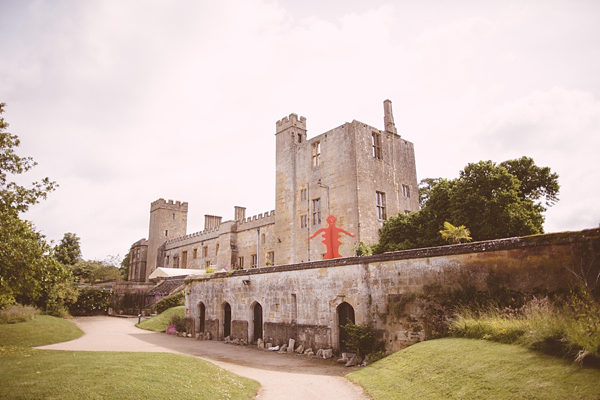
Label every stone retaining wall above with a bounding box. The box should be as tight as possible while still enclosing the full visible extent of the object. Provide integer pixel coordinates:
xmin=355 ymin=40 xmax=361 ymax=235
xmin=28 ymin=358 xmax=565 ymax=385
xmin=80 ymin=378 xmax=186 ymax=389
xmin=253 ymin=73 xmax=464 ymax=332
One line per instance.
xmin=186 ymin=228 xmax=600 ymax=353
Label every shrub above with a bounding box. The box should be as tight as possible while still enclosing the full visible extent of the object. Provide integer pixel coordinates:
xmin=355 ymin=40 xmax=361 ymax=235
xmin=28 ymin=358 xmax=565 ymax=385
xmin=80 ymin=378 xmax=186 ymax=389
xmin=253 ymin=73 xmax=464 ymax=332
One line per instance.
xmin=154 ymin=291 xmax=184 ymax=314
xmin=0 ymin=304 xmax=40 ymax=324
xmin=342 ymin=321 xmax=385 ymax=358
xmin=69 ymin=287 xmax=111 ymax=316
xmin=170 ymin=314 xmax=186 ymax=332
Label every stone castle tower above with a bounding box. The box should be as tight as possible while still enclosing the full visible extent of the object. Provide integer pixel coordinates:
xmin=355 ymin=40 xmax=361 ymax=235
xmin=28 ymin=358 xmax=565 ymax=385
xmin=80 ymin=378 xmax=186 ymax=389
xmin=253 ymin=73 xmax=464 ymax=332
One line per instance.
xmin=274 ymin=100 xmax=419 ymax=265
xmin=145 ymin=199 xmax=188 ymax=280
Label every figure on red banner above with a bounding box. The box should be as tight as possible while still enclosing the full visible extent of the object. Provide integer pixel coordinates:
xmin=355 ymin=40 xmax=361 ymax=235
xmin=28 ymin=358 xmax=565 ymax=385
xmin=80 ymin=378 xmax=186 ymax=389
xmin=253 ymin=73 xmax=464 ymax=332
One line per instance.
xmin=309 ymin=215 xmax=355 ymax=259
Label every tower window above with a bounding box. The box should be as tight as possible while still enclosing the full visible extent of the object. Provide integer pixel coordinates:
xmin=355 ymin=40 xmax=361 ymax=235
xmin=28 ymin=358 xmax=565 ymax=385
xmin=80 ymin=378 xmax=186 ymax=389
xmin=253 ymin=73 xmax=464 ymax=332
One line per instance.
xmin=165 ymin=230 xmax=168 ymax=237
xmin=267 ymin=251 xmax=274 ymax=265
xmin=251 ymin=254 xmax=257 ymax=268
xmin=402 ymin=184 xmax=411 ymax=198
xmin=300 ymin=214 xmax=308 ymax=228
xmin=312 ymin=198 xmax=321 ymax=225
xmin=193 ymin=248 xmax=197 ymax=259
xmin=312 ymin=142 xmax=321 ymax=167
xmin=300 ymin=188 xmax=307 ymax=201
xmin=298 ymin=133 xmax=302 ymax=143
xmin=376 ymin=191 xmax=386 ymax=220
xmin=372 ymin=132 xmax=382 ymax=159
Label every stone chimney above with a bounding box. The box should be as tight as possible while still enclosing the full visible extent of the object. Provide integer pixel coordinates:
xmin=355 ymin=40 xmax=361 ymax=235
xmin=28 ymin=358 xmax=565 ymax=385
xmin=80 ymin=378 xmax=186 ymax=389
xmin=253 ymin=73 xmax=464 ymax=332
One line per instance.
xmin=234 ymin=206 xmax=246 ymax=222
xmin=204 ymin=215 xmax=222 ymax=230
xmin=383 ymin=99 xmax=397 ymax=135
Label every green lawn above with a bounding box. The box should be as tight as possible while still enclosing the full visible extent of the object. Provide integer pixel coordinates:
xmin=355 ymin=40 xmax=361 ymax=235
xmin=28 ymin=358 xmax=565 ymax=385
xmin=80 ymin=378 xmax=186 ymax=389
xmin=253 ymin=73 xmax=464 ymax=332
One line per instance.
xmin=136 ymin=305 xmax=184 ymax=332
xmin=0 ymin=348 xmax=259 ymax=399
xmin=0 ymin=313 xmax=259 ymax=399
xmin=0 ymin=315 xmax=83 ymax=347
xmin=347 ymin=338 xmax=600 ymax=400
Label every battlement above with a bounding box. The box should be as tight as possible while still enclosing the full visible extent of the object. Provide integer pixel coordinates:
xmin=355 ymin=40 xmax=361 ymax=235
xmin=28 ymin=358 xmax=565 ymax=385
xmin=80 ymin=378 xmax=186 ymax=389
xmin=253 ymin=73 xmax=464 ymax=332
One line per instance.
xmin=165 ymin=224 xmax=222 ymax=246
xmin=239 ymin=210 xmax=275 ymax=224
xmin=150 ymin=198 xmax=189 ymax=212
xmin=275 ymin=113 xmax=306 ymax=133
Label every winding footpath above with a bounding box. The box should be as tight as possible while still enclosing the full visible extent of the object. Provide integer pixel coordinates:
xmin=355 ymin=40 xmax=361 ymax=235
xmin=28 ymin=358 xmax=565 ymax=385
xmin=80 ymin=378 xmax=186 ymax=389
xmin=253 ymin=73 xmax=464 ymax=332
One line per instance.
xmin=37 ymin=316 xmax=368 ymax=400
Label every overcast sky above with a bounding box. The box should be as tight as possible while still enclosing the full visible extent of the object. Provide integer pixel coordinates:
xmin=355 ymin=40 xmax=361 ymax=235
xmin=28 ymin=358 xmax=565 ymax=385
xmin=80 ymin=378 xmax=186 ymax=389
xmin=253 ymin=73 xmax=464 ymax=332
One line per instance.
xmin=1 ymin=0 xmax=599 ymax=261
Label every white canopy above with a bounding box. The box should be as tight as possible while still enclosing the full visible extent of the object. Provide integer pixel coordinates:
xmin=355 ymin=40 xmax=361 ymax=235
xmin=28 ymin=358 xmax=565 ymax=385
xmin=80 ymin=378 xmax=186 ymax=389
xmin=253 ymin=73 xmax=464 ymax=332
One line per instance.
xmin=148 ymin=267 xmax=206 ymax=280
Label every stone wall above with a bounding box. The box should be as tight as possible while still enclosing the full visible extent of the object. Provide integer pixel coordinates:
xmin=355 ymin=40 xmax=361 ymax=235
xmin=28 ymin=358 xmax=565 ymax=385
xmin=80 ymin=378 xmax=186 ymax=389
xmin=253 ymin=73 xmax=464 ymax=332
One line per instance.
xmin=186 ymin=228 xmax=600 ymax=354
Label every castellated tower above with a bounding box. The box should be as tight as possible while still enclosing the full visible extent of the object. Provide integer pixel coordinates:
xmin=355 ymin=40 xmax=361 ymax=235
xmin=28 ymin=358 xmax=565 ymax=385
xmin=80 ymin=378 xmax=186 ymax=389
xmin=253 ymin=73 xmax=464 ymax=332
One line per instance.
xmin=146 ymin=198 xmax=188 ymax=280
xmin=274 ymin=100 xmax=419 ymax=265
xmin=274 ymin=114 xmax=307 ymax=265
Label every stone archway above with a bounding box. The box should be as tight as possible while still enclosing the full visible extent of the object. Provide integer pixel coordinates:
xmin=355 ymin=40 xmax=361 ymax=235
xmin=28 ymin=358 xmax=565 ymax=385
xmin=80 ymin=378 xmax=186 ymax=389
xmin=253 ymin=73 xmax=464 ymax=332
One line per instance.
xmin=198 ymin=302 xmax=205 ymax=334
xmin=252 ymin=302 xmax=263 ymax=343
xmin=223 ymin=302 xmax=231 ymax=338
xmin=337 ymin=302 xmax=355 ymax=352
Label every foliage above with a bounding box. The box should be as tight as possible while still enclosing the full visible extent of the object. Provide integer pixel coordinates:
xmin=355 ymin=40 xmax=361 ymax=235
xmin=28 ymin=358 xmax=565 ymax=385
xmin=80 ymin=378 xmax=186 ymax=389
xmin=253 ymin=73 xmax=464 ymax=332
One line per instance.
xmin=0 ymin=350 xmax=260 ymax=400
xmin=54 ymin=232 xmax=82 ymax=266
xmin=347 ymin=338 xmax=600 ymax=400
xmin=439 ymin=221 xmax=472 ymax=244
xmin=450 ymin=291 xmax=600 ymax=365
xmin=205 ymin=267 xmax=215 ymax=274
xmin=0 ymin=315 xmax=83 ymax=347
xmin=120 ymin=252 xmax=130 ymax=281
xmin=0 ymin=103 xmax=76 ymax=313
xmin=0 ymin=103 xmax=57 ymax=215
xmin=154 ymin=290 xmax=185 ymax=314
xmin=0 ymin=305 xmax=39 ymax=324
xmin=69 ymin=287 xmax=111 ymax=316
xmin=70 ymin=259 xmax=121 ymax=283
xmin=113 ymin=290 xmax=146 ymax=315
xmin=341 ymin=321 xmax=384 ymax=358
xmin=170 ymin=313 xmax=187 ymax=332
xmin=354 ymin=242 xmax=375 ymax=256
xmin=136 ymin=306 xmax=185 ymax=332
xmin=375 ymin=157 xmax=558 ymax=253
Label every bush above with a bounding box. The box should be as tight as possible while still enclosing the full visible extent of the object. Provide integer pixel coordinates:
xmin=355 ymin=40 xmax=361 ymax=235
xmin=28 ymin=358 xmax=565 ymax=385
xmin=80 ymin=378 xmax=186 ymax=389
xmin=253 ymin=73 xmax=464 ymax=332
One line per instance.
xmin=342 ymin=321 xmax=385 ymax=358
xmin=154 ymin=291 xmax=184 ymax=314
xmin=69 ymin=287 xmax=111 ymax=316
xmin=169 ymin=314 xmax=186 ymax=332
xmin=0 ymin=304 xmax=40 ymax=324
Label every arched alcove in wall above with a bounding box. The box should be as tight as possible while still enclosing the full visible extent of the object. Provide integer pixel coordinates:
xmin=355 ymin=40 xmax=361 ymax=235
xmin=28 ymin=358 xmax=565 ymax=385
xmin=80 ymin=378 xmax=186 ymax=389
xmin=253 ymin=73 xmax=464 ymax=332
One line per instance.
xmin=337 ymin=301 xmax=355 ymax=352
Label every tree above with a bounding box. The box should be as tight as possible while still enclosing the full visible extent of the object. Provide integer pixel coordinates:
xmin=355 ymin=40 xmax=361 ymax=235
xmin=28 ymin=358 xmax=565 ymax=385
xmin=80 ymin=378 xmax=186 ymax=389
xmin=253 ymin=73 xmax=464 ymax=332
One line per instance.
xmin=120 ymin=252 xmax=130 ymax=281
xmin=374 ymin=157 xmax=559 ymax=253
xmin=71 ymin=260 xmax=121 ymax=283
xmin=0 ymin=103 xmax=57 ymax=216
xmin=54 ymin=232 xmax=82 ymax=266
xmin=0 ymin=103 xmax=75 ymax=313
xmin=439 ymin=221 xmax=472 ymax=244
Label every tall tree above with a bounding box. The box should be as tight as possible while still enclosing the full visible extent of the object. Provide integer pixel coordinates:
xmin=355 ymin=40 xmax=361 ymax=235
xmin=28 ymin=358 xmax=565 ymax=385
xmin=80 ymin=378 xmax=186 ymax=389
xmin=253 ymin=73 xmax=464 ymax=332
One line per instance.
xmin=374 ymin=157 xmax=559 ymax=253
xmin=0 ymin=103 xmax=75 ymax=313
xmin=54 ymin=232 xmax=82 ymax=266
xmin=120 ymin=252 xmax=130 ymax=281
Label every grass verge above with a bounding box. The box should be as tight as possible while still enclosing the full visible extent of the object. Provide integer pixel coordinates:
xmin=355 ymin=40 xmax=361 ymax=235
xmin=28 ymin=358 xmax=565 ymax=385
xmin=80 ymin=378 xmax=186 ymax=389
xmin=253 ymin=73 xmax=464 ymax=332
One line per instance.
xmin=0 ymin=315 xmax=83 ymax=347
xmin=136 ymin=305 xmax=184 ymax=332
xmin=0 ymin=348 xmax=260 ymax=399
xmin=347 ymin=338 xmax=600 ymax=399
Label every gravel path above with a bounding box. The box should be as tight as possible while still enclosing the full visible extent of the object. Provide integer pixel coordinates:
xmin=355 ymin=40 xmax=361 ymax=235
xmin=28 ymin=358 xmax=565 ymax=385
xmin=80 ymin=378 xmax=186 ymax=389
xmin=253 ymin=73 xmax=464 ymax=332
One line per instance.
xmin=37 ymin=316 xmax=368 ymax=400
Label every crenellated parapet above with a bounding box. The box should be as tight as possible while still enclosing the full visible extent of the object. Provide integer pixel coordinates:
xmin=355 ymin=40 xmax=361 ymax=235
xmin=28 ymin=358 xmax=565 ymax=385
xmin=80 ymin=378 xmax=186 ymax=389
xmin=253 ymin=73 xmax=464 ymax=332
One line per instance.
xmin=165 ymin=225 xmax=222 ymax=245
xmin=239 ymin=210 xmax=275 ymax=224
xmin=151 ymin=198 xmax=188 ymax=212
xmin=276 ymin=113 xmax=306 ymax=134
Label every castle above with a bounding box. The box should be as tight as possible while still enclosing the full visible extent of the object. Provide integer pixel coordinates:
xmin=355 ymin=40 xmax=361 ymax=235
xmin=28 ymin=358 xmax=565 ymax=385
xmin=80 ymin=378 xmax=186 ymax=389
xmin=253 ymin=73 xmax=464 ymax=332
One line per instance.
xmin=128 ymin=100 xmax=419 ymax=282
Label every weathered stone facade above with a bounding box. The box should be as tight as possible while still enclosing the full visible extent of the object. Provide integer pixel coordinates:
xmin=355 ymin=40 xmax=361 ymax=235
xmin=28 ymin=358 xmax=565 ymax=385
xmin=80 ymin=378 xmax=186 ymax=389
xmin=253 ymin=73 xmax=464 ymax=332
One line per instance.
xmin=128 ymin=100 xmax=419 ymax=281
xmin=186 ymin=228 xmax=600 ymax=353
